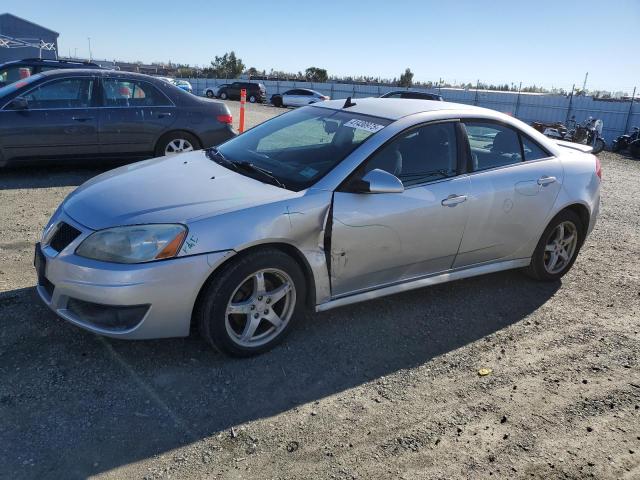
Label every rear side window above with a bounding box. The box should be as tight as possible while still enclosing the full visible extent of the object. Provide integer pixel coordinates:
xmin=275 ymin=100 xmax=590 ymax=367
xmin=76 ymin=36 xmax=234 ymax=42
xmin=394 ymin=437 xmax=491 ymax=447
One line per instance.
xmin=521 ymin=136 xmax=550 ymax=160
xmin=23 ymin=78 xmax=94 ymax=109
xmin=103 ymin=79 xmax=171 ymax=107
xmin=0 ymin=65 xmax=34 ymax=86
xmin=464 ymin=122 xmax=522 ymax=171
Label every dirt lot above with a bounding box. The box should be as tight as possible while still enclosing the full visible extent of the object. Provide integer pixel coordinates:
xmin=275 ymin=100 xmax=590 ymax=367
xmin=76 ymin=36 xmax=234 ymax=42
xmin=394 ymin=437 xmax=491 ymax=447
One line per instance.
xmin=0 ymin=102 xmax=639 ymax=480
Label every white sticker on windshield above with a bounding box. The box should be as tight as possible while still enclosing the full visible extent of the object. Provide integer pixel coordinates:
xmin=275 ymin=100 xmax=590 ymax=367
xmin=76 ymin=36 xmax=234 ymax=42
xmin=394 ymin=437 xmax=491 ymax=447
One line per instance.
xmin=344 ymin=119 xmax=385 ymax=133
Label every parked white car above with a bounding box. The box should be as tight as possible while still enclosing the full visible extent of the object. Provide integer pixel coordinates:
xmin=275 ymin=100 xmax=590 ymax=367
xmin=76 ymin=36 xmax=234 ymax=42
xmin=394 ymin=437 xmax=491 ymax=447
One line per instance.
xmin=270 ymin=88 xmax=329 ymax=107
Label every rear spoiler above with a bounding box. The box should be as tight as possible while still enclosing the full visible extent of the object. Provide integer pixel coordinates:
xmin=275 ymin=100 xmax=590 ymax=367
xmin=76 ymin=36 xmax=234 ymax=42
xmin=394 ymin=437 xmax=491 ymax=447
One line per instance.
xmin=554 ymin=140 xmax=593 ymax=154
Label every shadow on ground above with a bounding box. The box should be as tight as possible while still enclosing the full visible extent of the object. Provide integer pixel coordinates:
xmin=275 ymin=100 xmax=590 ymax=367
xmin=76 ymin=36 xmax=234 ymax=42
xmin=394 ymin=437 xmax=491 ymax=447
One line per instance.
xmin=0 ymin=271 xmax=559 ymax=479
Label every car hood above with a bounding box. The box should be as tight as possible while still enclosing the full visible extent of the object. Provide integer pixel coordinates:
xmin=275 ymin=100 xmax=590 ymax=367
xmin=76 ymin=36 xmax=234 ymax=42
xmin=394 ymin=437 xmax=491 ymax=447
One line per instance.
xmin=64 ymin=151 xmax=298 ymax=230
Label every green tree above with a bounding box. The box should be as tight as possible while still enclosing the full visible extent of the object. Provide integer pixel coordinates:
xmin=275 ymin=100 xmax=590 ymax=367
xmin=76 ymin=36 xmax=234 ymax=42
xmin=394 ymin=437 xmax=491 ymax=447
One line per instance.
xmin=304 ymin=67 xmax=329 ymax=83
xmin=210 ymin=51 xmax=245 ymax=78
xmin=399 ymin=68 xmax=414 ymax=87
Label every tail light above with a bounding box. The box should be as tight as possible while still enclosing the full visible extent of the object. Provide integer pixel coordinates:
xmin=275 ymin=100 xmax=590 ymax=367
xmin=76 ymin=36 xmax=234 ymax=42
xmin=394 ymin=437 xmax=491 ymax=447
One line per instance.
xmin=595 ymin=155 xmax=602 ymax=179
xmin=322 ymin=96 xmax=330 ymax=100
xmin=217 ymin=114 xmax=233 ymax=125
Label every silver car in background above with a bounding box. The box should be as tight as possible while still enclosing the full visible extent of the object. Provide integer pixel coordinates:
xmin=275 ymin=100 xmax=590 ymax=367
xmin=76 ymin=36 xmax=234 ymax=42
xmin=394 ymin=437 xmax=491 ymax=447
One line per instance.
xmin=35 ymin=98 xmax=601 ymax=356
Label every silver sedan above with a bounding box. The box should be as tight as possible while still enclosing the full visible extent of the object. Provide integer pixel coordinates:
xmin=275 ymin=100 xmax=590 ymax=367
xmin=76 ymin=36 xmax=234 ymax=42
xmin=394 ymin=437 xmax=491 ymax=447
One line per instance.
xmin=35 ymin=98 xmax=601 ymax=356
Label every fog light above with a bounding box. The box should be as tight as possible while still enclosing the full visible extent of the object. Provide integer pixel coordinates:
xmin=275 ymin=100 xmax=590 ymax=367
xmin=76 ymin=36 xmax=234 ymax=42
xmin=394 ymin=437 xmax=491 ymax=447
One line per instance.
xmin=66 ymin=298 xmax=149 ymax=331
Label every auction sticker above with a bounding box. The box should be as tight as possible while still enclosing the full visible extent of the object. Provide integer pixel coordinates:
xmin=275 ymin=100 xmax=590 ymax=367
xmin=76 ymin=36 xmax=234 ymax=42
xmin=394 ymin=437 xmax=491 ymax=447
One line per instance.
xmin=344 ymin=119 xmax=385 ymax=133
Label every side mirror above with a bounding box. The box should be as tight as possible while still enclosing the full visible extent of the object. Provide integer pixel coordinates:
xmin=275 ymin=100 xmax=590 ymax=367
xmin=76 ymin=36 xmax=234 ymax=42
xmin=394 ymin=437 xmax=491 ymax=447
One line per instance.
xmin=356 ymin=169 xmax=404 ymax=194
xmin=7 ymin=96 xmax=28 ymax=110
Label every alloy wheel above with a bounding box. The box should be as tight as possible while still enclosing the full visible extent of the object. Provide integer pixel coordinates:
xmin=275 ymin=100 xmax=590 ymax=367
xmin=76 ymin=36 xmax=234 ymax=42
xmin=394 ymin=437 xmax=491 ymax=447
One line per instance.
xmin=224 ymin=268 xmax=296 ymax=348
xmin=543 ymin=221 xmax=578 ymax=274
xmin=164 ymin=138 xmax=194 ymax=155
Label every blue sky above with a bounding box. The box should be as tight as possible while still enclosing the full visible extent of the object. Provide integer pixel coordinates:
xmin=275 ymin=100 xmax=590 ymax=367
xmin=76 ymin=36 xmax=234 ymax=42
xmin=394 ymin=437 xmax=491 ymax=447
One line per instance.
xmin=6 ymin=0 xmax=640 ymax=92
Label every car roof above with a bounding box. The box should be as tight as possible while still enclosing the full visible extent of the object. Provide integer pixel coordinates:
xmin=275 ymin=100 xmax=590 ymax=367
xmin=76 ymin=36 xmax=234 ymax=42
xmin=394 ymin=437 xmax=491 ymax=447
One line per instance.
xmin=313 ymin=97 xmax=484 ymax=120
xmin=36 ymin=68 xmax=162 ymax=81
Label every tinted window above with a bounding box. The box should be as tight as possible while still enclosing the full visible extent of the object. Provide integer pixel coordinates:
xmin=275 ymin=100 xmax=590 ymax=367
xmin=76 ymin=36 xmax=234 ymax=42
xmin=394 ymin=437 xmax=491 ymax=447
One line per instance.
xmin=216 ymin=108 xmax=390 ymax=191
xmin=22 ymin=78 xmax=94 ymax=109
xmin=103 ymin=79 xmax=171 ymax=107
xmin=521 ymin=136 xmax=550 ymax=160
xmin=363 ymin=122 xmax=458 ymax=186
xmin=383 ymin=92 xmax=402 ymax=98
xmin=464 ymin=122 xmax=522 ymax=171
xmin=0 ymin=65 xmax=34 ymax=86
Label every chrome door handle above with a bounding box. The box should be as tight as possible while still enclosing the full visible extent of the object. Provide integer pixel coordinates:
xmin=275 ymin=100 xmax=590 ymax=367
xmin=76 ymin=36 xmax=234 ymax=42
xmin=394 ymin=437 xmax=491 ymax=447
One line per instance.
xmin=537 ymin=176 xmax=557 ymax=186
xmin=72 ymin=116 xmax=94 ymax=122
xmin=441 ymin=194 xmax=467 ymax=207
xmin=158 ymin=112 xmax=172 ymax=118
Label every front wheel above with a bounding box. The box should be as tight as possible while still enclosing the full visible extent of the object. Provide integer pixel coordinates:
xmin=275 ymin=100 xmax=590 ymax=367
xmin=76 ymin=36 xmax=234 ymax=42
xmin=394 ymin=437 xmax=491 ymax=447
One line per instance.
xmin=524 ymin=210 xmax=584 ymax=281
xmin=592 ymin=138 xmax=605 ymax=154
xmin=219 ymin=91 xmax=228 ymax=100
xmin=248 ymin=94 xmax=257 ymax=103
xmin=196 ymin=248 xmax=306 ymax=357
xmin=205 ymin=90 xmax=214 ymax=98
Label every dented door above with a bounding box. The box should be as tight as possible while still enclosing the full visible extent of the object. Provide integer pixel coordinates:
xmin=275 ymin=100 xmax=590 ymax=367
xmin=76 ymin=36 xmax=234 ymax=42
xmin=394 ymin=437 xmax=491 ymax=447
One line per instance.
xmin=330 ymin=176 xmax=470 ymax=297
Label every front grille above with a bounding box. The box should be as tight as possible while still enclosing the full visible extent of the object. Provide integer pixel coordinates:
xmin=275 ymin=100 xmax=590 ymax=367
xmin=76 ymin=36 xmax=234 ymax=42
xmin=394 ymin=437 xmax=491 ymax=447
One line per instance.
xmin=49 ymin=222 xmax=81 ymax=252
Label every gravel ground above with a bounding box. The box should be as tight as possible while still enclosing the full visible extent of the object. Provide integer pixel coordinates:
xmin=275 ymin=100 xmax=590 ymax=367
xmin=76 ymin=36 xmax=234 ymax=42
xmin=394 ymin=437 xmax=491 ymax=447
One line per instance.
xmin=0 ymin=103 xmax=639 ymax=479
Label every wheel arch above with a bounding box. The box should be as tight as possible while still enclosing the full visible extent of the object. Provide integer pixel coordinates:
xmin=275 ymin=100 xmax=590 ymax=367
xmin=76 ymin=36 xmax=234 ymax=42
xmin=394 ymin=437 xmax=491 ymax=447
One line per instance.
xmin=191 ymin=242 xmax=317 ymax=329
xmin=549 ymin=202 xmax=591 ymax=246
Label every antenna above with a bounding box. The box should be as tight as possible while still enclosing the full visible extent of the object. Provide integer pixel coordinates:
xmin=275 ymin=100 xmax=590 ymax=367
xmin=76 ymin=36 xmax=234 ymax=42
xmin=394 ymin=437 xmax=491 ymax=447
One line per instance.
xmin=343 ymin=96 xmax=356 ymax=108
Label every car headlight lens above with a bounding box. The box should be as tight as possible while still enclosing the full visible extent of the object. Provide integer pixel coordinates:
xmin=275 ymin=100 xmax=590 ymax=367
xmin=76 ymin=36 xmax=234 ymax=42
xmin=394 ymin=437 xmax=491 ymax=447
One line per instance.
xmin=76 ymin=224 xmax=187 ymax=264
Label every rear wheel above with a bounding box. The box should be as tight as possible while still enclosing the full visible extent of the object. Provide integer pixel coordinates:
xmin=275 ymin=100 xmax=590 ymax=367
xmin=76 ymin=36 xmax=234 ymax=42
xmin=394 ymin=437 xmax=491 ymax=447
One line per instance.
xmin=524 ymin=210 xmax=584 ymax=281
xmin=205 ymin=90 xmax=214 ymax=98
xmin=272 ymin=96 xmax=283 ymax=107
xmin=248 ymin=94 xmax=257 ymax=103
xmin=155 ymin=131 xmax=200 ymax=157
xmin=196 ymin=248 xmax=306 ymax=357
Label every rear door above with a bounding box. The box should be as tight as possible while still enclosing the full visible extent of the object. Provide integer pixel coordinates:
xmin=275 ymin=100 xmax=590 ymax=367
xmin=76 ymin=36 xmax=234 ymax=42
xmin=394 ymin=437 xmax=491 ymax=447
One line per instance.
xmin=0 ymin=75 xmax=99 ymax=160
xmin=282 ymin=89 xmax=302 ymax=106
xmin=98 ymin=77 xmax=177 ymax=155
xmin=453 ymin=121 xmax=563 ymax=267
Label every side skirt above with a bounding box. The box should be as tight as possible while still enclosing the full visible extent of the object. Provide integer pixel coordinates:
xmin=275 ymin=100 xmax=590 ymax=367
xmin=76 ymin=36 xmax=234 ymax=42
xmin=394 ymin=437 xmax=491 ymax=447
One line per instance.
xmin=315 ymin=258 xmax=531 ymax=312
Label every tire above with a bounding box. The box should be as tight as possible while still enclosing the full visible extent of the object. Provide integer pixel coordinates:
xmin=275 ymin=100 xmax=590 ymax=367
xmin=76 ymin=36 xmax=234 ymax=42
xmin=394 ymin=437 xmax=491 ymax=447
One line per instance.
xmin=272 ymin=97 xmax=283 ymax=107
xmin=592 ymin=138 xmax=605 ymax=154
xmin=611 ymin=139 xmax=623 ymax=152
xmin=248 ymin=94 xmax=257 ymax=103
xmin=629 ymin=139 xmax=640 ymax=159
xmin=154 ymin=131 xmax=200 ymax=157
xmin=196 ymin=248 xmax=307 ymax=357
xmin=524 ymin=209 xmax=584 ymax=281
xmin=219 ymin=91 xmax=228 ymax=100
xmin=205 ymin=90 xmax=214 ymax=98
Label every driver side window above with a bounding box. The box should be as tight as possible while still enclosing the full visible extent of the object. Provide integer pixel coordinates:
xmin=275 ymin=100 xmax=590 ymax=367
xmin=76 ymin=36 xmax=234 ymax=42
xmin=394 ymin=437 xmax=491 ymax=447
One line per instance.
xmin=362 ymin=122 xmax=458 ymax=186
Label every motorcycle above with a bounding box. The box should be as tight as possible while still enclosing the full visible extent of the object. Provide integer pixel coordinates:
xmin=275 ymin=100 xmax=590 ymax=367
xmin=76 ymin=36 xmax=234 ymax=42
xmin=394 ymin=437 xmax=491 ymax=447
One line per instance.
xmin=611 ymin=126 xmax=640 ymax=159
xmin=531 ymin=116 xmax=606 ymax=154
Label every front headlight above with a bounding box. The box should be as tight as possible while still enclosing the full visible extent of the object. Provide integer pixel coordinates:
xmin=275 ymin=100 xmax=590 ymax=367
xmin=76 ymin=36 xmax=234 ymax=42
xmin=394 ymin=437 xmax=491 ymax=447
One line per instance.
xmin=76 ymin=224 xmax=187 ymax=264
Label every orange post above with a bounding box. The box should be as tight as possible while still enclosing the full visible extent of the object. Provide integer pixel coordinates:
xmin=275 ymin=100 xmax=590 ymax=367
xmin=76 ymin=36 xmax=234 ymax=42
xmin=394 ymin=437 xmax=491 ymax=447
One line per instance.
xmin=239 ymin=88 xmax=246 ymax=133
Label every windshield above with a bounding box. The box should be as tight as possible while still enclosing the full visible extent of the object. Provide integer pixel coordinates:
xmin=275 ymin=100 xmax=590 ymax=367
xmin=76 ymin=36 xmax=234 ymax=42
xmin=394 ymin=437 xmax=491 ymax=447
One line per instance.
xmin=0 ymin=73 xmax=44 ymax=97
xmin=215 ymin=107 xmax=391 ymax=191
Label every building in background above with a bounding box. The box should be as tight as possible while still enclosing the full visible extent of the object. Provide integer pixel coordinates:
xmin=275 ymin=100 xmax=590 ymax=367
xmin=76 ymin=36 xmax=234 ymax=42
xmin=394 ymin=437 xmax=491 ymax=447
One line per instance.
xmin=0 ymin=13 xmax=58 ymax=63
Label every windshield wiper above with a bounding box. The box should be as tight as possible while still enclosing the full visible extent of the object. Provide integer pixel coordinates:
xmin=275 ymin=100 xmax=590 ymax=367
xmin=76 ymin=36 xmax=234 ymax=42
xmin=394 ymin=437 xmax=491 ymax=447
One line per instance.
xmin=206 ymin=148 xmax=287 ymax=189
xmin=206 ymin=147 xmax=239 ymax=171
xmin=235 ymin=161 xmax=287 ymax=189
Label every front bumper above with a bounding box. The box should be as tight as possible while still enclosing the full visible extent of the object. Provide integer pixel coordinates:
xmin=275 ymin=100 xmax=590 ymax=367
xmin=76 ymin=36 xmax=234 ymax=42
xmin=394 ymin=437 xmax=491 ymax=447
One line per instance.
xmin=35 ymin=213 xmax=234 ymax=339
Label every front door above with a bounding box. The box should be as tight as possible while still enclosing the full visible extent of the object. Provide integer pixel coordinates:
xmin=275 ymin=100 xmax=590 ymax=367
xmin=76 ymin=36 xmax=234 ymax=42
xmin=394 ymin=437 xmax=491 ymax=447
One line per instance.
xmin=0 ymin=76 xmax=98 ymax=160
xmin=330 ymin=121 xmax=470 ymax=297
xmin=98 ymin=77 xmax=177 ymax=155
xmin=454 ymin=121 xmax=563 ymax=267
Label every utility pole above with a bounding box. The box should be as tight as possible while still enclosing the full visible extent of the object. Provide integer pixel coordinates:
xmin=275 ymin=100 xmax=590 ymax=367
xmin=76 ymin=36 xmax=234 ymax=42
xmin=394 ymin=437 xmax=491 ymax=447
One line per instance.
xmin=582 ymin=72 xmax=588 ymax=93
xmin=88 ymin=37 xmax=92 ymax=61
